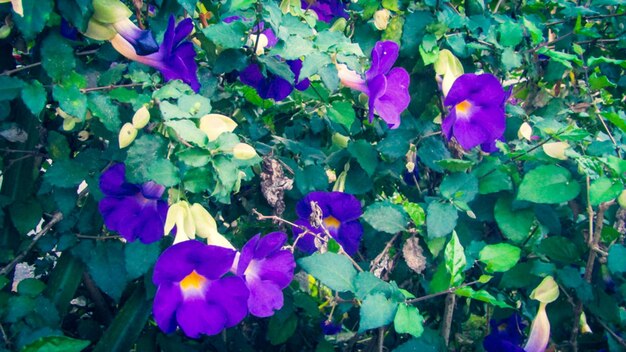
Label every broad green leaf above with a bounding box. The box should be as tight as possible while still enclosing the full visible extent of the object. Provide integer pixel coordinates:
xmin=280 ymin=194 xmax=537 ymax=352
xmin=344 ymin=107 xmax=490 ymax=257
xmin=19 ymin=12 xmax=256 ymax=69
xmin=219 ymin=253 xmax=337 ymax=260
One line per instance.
xmin=44 ymin=159 xmax=88 ymax=188
xmin=494 ymin=195 xmax=536 ymax=243
xmin=403 ymin=202 xmax=425 ymax=227
xmin=298 ymin=252 xmax=357 ymax=292
xmin=41 ymin=34 xmax=75 ymax=82
xmin=17 ymin=278 xmax=46 ymax=297
xmin=13 ymin=0 xmax=53 ymax=39
xmin=588 ymin=177 xmax=622 ymax=206
xmin=502 ymin=47 xmax=522 ymax=71
xmin=273 ymin=36 xmax=315 ymax=60
xmin=57 ymin=0 xmax=93 ymax=31
xmin=267 ymin=313 xmax=298 ymax=345
xmin=439 ymin=172 xmax=478 ymax=203
xmin=327 ymin=101 xmax=356 ymax=130
xmin=21 ymin=81 xmax=46 ymax=115
xmin=454 ymin=286 xmax=513 ymax=308
xmin=426 ymin=202 xmax=458 ymax=239
xmin=88 ymin=94 xmax=120 ymax=132
xmin=359 ymin=293 xmax=398 ymax=332
xmin=608 ymin=244 xmax=626 ymax=274
xmin=53 ymin=84 xmax=87 ymax=120
xmin=21 ymin=336 xmax=90 ymax=352
xmin=479 ymin=243 xmax=521 ymax=273
xmin=72 ymin=241 xmax=128 ymax=301
xmin=8 ymin=198 xmax=42 ymax=234
xmin=362 ymin=201 xmax=408 ymax=234
xmin=499 ymin=21 xmax=523 ymax=47
xmin=444 ymin=232 xmax=466 ymax=286
xmin=202 ymin=21 xmax=248 ymax=49
xmin=517 ymin=165 xmax=581 ymax=204
xmin=394 ymin=304 xmax=424 ymax=337
xmin=538 ymin=236 xmax=581 ymax=264
xmin=44 ymin=253 xmax=84 ymax=316
xmin=354 ymin=271 xmax=391 ymax=299
xmin=259 ymin=55 xmax=295 ymax=82
xmin=177 ymin=0 xmax=197 ymax=13
xmin=348 ymin=140 xmax=378 ymax=176
xmin=294 ymin=164 xmax=328 ymax=194
xmin=124 ymin=241 xmax=161 ymax=280
xmin=0 ymin=76 xmax=24 ymax=101
xmin=166 ymin=120 xmax=207 ymax=146
xmin=126 ymin=134 xmax=168 ymax=184
xmin=301 ymin=52 xmax=332 ymax=78
xmin=435 ymin=159 xmax=473 ymax=172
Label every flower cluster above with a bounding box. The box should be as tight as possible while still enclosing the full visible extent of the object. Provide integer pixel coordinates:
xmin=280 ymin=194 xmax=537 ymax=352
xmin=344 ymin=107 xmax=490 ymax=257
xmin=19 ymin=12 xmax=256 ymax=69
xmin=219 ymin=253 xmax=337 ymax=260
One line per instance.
xmin=152 ymin=233 xmax=295 ymax=337
xmin=98 ymin=163 xmax=168 ymax=244
xmin=301 ymin=0 xmax=349 ymax=23
xmin=337 ymin=41 xmax=410 ymax=129
xmin=442 ymin=73 xmax=508 ymax=152
xmin=292 ymin=191 xmax=363 ymax=255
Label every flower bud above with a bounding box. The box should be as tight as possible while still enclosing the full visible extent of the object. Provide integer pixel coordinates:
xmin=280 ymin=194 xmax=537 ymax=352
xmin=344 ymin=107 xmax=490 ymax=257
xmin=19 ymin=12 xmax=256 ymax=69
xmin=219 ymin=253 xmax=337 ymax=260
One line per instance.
xmin=77 ymin=130 xmax=90 ymax=141
xmin=247 ymin=33 xmax=269 ymax=55
xmin=332 ymin=133 xmax=350 ymax=148
xmin=132 ymin=105 xmax=150 ymax=129
xmin=84 ymin=19 xmax=117 ymax=41
xmin=92 ymin=0 xmax=132 ymax=24
xmin=189 ymin=203 xmax=235 ymax=249
xmin=199 ymin=114 xmax=238 ymax=142
xmin=62 ymin=118 xmax=78 ymax=131
xmin=118 ymin=122 xmax=138 ymax=149
xmin=232 ymin=143 xmax=257 ymax=160
xmin=518 ymin=122 xmax=532 ymax=141
xmin=164 ymin=201 xmax=196 ymax=244
xmin=373 ymin=9 xmax=391 ymax=31
xmin=330 ymin=18 xmax=347 ymax=32
xmin=0 ymin=24 xmax=12 ymax=39
xmin=542 ymin=141 xmax=570 ymax=160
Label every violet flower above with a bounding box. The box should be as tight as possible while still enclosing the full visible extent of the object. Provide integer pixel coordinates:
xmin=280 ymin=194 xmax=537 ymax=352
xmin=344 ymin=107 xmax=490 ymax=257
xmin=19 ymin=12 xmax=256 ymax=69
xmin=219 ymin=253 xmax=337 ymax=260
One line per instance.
xmin=442 ymin=73 xmax=508 ymax=151
xmin=302 ymin=0 xmax=349 ymax=23
xmin=337 ymin=41 xmax=410 ymax=129
xmin=152 ymin=240 xmax=249 ymax=338
xmin=110 ymin=16 xmax=200 ymax=91
xmin=293 ymin=191 xmax=363 ymax=255
xmin=240 ymin=60 xmax=310 ymax=101
xmin=483 ymin=314 xmax=526 ymax=352
xmin=321 ymin=320 xmax=343 ymax=335
xmin=98 ymin=163 xmax=168 ymax=244
xmin=236 ymin=232 xmax=295 ymax=317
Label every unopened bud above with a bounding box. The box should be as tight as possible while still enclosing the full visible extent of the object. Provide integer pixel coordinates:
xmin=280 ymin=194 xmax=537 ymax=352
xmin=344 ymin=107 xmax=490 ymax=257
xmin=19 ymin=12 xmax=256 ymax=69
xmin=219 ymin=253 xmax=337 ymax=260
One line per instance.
xmin=132 ymin=105 xmax=150 ymax=129
xmin=542 ymin=142 xmax=570 ymax=160
xmin=199 ymin=114 xmax=238 ymax=141
xmin=247 ymin=33 xmax=269 ymax=55
xmin=84 ymin=19 xmax=117 ymax=41
xmin=118 ymin=122 xmax=137 ymax=148
xmin=618 ymin=190 xmax=626 ymax=209
xmin=77 ymin=130 xmax=90 ymax=141
xmin=62 ymin=118 xmax=78 ymax=131
xmin=232 ymin=143 xmax=257 ymax=160
xmin=373 ymin=9 xmax=391 ymax=31
xmin=92 ymin=0 xmax=132 ymax=24
xmin=518 ymin=122 xmax=532 ymax=141
xmin=0 ymin=24 xmax=11 ymax=39
xmin=330 ymin=18 xmax=347 ymax=32
xmin=331 ymin=133 xmax=350 ymax=148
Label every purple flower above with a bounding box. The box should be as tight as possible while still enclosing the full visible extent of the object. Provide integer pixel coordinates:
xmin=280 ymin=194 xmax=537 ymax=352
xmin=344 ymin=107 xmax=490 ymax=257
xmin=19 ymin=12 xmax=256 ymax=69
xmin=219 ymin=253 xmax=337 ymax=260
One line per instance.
xmin=321 ymin=320 xmax=343 ymax=335
xmin=240 ymin=60 xmax=310 ymax=101
xmin=98 ymin=163 xmax=168 ymax=244
xmin=442 ymin=73 xmax=508 ymax=151
xmin=483 ymin=314 xmax=526 ymax=352
xmin=110 ymin=16 xmax=199 ymax=91
xmin=111 ymin=18 xmax=159 ymax=55
xmin=236 ymin=232 xmax=295 ymax=317
xmin=302 ymin=0 xmax=349 ymax=23
xmin=152 ymin=240 xmax=249 ymax=338
xmin=293 ymin=191 xmax=363 ymax=255
xmin=337 ymin=41 xmax=410 ymax=129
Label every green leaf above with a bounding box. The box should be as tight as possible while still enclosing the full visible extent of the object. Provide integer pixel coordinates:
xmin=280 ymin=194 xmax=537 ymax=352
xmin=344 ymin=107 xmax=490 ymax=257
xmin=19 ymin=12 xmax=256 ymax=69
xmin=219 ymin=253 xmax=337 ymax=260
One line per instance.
xmin=166 ymin=120 xmax=207 ymax=146
xmin=259 ymin=55 xmax=295 ymax=82
xmin=426 ymin=202 xmax=458 ymax=239
xmin=348 ymin=140 xmax=378 ymax=176
xmin=147 ymin=159 xmax=180 ymax=187
xmin=494 ymin=195 xmax=536 ymax=243
xmin=362 ymin=201 xmax=408 ymax=234
xmin=444 ymin=232 xmax=466 ymax=286
xmin=124 ymin=241 xmax=161 ymax=280
xmin=13 ymin=0 xmax=54 ymax=40
xmin=439 ymin=173 xmax=478 ymax=203
xmin=354 ymin=272 xmax=391 ymax=299
xmin=44 ymin=253 xmax=84 ymax=316
xmin=177 ymin=0 xmax=197 ymax=13
xmin=602 ymin=111 xmax=626 ymax=133
xmin=394 ymin=304 xmax=424 ymax=337
xmin=0 ymin=76 xmax=24 ymax=101
xmin=588 ymin=177 xmax=622 ymax=206
xmin=359 ymin=293 xmax=398 ymax=332
xmin=295 ymin=164 xmax=328 ymax=194
xmin=267 ymin=313 xmax=298 ymax=345
xmin=608 ymin=244 xmax=626 ymax=275
xmin=126 ymin=134 xmax=167 ymax=184
xmin=499 ymin=21 xmax=523 ymax=47
xmin=502 ymin=47 xmax=522 ymax=71
xmin=183 ymin=166 xmax=214 ymax=192
xmin=517 ymin=165 xmax=581 ymax=204
xmin=21 ymin=81 xmax=46 ymax=115
xmin=454 ymin=287 xmax=512 ymax=308
xmin=44 ymin=159 xmax=88 ymax=188
xmin=92 ymin=286 xmax=152 ymax=352
xmin=53 ymin=84 xmax=88 ymax=120
xmin=8 ymin=198 xmax=42 ymax=234
xmin=435 ymin=159 xmax=473 ymax=172
xmin=72 ymin=241 xmax=128 ymax=301
xmin=202 ymin=21 xmax=247 ymax=49
xmin=327 ymin=101 xmax=356 ymax=130
xmin=57 ymin=0 xmax=93 ymax=31
xmin=88 ymin=94 xmax=120 ymax=133
xmin=301 ymin=52 xmax=332 ymax=78
xmin=21 ymin=336 xmax=90 ymax=352
xmin=403 ymin=202 xmax=425 ymax=227
xmin=479 ymin=244 xmax=521 ymax=273
xmin=538 ymin=236 xmax=581 ymax=264
xmin=298 ymin=252 xmax=357 ymax=292
xmin=177 ymin=149 xmax=212 ymax=167
xmin=273 ymin=36 xmax=315 ymax=60
xmin=41 ymin=34 xmax=76 ymax=82
xmin=17 ymin=278 xmax=46 ymax=297
xmin=318 ymin=64 xmax=340 ymax=91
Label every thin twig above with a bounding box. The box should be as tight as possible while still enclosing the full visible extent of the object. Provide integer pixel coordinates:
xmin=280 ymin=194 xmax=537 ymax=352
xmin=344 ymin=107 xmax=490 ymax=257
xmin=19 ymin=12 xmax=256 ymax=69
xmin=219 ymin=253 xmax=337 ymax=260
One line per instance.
xmin=80 ymin=82 xmax=147 ymax=93
xmin=1 ymin=49 xmax=99 ymax=76
xmin=0 ymin=212 xmax=63 ymax=276
xmin=406 ymin=279 xmax=481 ymax=304
xmin=441 ymin=293 xmax=456 ymax=347
xmin=597 ymin=319 xmax=626 ymax=348
xmin=377 ymin=327 xmax=385 ymax=352
xmin=529 ymin=31 xmax=573 ymax=53
xmin=0 ymin=322 xmax=10 ymax=350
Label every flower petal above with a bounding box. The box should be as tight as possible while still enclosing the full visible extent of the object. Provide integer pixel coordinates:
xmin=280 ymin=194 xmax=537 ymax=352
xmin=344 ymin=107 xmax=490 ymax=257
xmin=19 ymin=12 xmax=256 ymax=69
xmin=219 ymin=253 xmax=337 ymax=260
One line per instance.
xmin=246 ymin=278 xmax=284 ymax=317
xmin=371 ymin=67 xmax=410 ymax=129
xmin=176 ymin=299 xmax=227 ymax=338
xmin=366 ymin=41 xmax=399 ymax=80
xmin=153 ymin=282 xmax=182 ymax=334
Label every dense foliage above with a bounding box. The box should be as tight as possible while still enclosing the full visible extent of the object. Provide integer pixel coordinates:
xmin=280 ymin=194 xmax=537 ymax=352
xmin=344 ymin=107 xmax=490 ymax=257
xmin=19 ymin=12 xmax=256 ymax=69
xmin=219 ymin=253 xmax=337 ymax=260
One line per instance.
xmin=0 ymin=0 xmax=625 ymax=351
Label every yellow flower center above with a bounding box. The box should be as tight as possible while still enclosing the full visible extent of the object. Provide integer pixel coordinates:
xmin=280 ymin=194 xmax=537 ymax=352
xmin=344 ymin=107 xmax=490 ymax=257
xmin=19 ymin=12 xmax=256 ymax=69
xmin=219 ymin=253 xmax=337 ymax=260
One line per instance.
xmin=455 ymin=100 xmax=472 ymax=114
xmin=180 ymin=270 xmax=207 ymax=291
xmin=323 ymin=216 xmax=341 ymax=230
